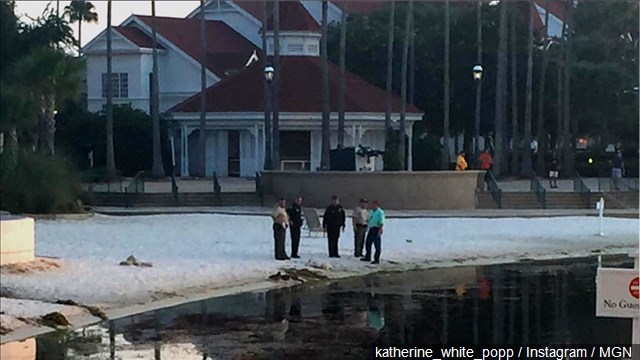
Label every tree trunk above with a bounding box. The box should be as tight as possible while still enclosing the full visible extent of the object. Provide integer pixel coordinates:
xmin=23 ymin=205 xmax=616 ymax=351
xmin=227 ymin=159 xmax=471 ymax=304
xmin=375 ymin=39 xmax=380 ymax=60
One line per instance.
xmin=384 ymin=2 xmax=395 ymax=156
xmin=399 ymin=1 xmax=412 ymax=170
xmin=556 ymin=42 xmax=563 ymax=157
xmin=272 ymin=0 xmax=281 ymax=169
xmin=105 ymin=0 xmax=116 ymax=180
xmin=442 ymin=0 xmax=451 ymax=170
xmin=40 ymin=94 xmax=56 ymax=156
xmin=510 ymin=5 xmax=519 ymax=176
xmin=262 ymin=0 xmax=272 ymax=170
xmin=493 ymin=2 xmax=508 ymax=177
xmin=408 ymin=16 xmax=415 ymax=107
xmin=197 ymin=0 xmax=207 ymax=178
xmin=563 ymin=0 xmax=574 ymax=177
xmin=150 ymin=0 xmax=164 ymax=178
xmin=473 ymin=0 xmax=482 ymax=168
xmin=320 ymin=0 xmax=330 ymax=170
xmin=535 ymin=0 xmax=551 ymax=175
xmin=338 ymin=2 xmax=347 ymax=148
xmin=521 ymin=0 xmax=535 ymax=178
xmin=78 ymin=22 xmax=82 ymax=56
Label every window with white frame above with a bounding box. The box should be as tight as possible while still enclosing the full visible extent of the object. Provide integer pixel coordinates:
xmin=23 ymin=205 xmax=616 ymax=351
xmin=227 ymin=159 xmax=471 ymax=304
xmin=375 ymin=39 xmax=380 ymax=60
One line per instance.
xmin=210 ymin=1 xmax=232 ymax=10
xmin=307 ymin=44 xmax=319 ymax=55
xmin=101 ymin=73 xmax=128 ymax=98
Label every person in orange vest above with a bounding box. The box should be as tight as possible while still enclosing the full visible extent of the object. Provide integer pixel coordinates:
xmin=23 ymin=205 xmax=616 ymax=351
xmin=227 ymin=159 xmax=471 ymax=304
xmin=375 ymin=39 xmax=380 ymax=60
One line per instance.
xmin=455 ymin=151 xmax=468 ymax=171
xmin=478 ymin=149 xmax=493 ymax=190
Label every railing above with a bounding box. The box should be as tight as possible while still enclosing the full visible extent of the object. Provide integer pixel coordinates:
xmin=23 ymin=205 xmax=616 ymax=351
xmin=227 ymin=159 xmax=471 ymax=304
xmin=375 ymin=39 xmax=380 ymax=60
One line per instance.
xmin=87 ymin=180 xmax=123 ymax=194
xmin=255 ymin=171 xmax=264 ymax=207
xmin=124 ymin=171 xmax=146 ymax=208
xmin=530 ymin=173 xmax=546 ymax=209
xmin=486 ymin=170 xmax=503 ymax=209
xmin=213 ymin=172 xmax=221 ymax=205
xmin=598 ymin=175 xmax=639 ymax=192
xmin=573 ymin=173 xmax=591 ymax=209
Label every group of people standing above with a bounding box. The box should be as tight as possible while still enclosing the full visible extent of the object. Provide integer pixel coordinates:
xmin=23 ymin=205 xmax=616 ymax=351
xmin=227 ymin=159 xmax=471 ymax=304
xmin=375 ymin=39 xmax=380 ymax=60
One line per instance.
xmin=270 ymin=196 xmax=385 ymax=265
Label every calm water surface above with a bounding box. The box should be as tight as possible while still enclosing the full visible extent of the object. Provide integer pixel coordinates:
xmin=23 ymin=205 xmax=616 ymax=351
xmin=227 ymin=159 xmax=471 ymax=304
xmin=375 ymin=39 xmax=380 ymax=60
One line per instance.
xmin=14 ymin=256 xmax=637 ymax=359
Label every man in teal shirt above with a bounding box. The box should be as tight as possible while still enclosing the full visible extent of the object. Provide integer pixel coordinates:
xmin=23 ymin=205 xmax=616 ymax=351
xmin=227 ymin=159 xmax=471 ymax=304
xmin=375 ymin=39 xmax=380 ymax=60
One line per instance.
xmin=361 ymin=200 xmax=385 ymax=264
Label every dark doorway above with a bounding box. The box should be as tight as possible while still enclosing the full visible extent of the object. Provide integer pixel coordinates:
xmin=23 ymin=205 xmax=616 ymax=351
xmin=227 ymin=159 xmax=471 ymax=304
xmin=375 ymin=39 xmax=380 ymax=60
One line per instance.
xmin=228 ymin=130 xmax=240 ymax=177
xmin=279 ymin=131 xmax=311 ymax=171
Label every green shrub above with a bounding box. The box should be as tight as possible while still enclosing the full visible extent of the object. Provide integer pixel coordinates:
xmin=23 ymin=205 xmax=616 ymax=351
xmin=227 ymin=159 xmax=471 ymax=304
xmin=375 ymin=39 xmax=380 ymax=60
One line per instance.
xmin=0 ymin=151 xmax=82 ymax=214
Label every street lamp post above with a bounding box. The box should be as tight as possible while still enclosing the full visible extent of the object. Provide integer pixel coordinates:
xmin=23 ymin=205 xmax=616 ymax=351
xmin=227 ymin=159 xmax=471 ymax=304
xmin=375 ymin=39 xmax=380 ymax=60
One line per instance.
xmin=473 ymin=64 xmax=483 ymax=167
xmin=264 ymin=65 xmax=274 ymax=170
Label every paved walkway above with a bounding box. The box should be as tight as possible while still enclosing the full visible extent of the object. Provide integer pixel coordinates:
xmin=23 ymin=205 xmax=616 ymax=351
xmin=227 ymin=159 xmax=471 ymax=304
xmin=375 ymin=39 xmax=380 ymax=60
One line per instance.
xmin=93 ymin=206 xmax=639 ymax=218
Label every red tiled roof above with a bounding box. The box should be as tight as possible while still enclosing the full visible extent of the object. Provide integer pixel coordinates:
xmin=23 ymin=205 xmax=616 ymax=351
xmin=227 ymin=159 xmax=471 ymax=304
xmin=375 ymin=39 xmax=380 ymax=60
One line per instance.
xmin=170 ymin=56 xmax=422 ymax=114
xmin=135 ymin=15 xmax=259 ymax=77
xmin=114 ymin=26 xmax=164 ymax=49
xmin=266 ymin=2 xmax=320 ymax=32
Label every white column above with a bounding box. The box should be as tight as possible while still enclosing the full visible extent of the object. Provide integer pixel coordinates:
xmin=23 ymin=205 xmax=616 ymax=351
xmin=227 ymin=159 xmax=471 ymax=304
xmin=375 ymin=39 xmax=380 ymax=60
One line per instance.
xmin=358 ymin=125 xmax=364 ymax=144
xmin=254 ymin=125 xmax=259 ymax=173
xmin=408 ymin=125 xmax=413 ymax=171
xmin=184 ymin=127 xmax=190 ymax=176
xmin=352 ymin=124 xmax=357 ymax=147
xmin=180 ymin=125 xmax=186 ymax=177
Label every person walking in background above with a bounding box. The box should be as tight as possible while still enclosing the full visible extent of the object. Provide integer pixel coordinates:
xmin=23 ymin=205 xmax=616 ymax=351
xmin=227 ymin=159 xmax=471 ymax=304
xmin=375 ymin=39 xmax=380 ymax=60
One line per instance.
xmin=478 ymin=149 xmax=493 ymax=190
xmin=271 ymin=198 xmax=290 ymax=261
xmin=610 ymin=150 xmax=625 ymax=190
xmin=352 ymin=198 xmax=369 ymax=258
xmin=456 ymin=151 xmax=468 ymax=171
xmin=322 ymin=195 xmax=345 ymax=258
xmin=361 ymin=200 xmax=385 ymax=265
xmin=548 ymin=154 xmax=559 ymax=189
xmin=286 ymin=195 xmax=303 ymax=258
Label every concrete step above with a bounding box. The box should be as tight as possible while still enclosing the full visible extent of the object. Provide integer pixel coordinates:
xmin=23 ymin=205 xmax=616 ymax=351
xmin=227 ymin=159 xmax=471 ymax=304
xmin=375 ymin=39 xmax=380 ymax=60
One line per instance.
xmin=89 ymin=192 xmax=262 ymax=207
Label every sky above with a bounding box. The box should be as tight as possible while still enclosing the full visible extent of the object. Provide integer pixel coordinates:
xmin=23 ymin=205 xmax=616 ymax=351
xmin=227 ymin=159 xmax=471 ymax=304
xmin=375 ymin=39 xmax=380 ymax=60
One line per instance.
xmin=14 ymin=1 xmax=201 ymax=46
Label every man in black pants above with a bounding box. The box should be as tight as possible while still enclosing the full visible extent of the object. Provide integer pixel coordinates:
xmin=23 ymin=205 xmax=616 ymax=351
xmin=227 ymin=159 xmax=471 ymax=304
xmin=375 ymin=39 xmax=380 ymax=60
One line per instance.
xmin=361 ymin=200 xmax=385 ymax=264
xmin=271 ymin=198 xmax=290 ymax=260
xmin=322 ymin=195 xmax=345 ymax=258
xmin=287 ymin=195 xmax=303 ymax=258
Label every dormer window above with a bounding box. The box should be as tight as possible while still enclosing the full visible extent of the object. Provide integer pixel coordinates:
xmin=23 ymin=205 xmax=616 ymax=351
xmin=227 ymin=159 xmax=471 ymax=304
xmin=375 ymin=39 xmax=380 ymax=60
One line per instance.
xmin=307 ymin=44 xmax=318 ymax=55
xmin=287 ymin=44 xmax=304 ymax=53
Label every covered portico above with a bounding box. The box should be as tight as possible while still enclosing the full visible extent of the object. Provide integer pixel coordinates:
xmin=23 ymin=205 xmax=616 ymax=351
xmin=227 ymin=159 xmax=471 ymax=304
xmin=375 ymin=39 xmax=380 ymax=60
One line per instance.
xmin=170 ymin=112 xmax=422 ymax=177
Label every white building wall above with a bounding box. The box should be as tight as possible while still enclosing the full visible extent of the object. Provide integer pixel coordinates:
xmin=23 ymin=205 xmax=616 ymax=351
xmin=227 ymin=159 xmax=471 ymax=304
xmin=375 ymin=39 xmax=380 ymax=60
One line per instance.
xmin=86 ymin=53 xmax=145 ymax=113
xmin=239 ymin=130 xmax=255 ymax=177
xmin=216 ymin=131 xmax=229 ymax=176
xmin=205 ymin=130 xmax=219 ymax=176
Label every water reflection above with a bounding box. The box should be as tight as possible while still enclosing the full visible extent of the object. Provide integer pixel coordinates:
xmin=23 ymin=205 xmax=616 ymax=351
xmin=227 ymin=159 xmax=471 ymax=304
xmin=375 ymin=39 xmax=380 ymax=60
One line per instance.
xmin=5 ymin=256 xmax=634 ymax=359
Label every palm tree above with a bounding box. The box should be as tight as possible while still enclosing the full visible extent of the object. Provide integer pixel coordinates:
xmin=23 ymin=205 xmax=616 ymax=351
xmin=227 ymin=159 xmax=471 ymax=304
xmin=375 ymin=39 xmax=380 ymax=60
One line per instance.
xmin=556 ymin=23 xmax=564 ymax=158
xmin=521 ymin=0 xmax=535 ymax=178
xmin=562 ymin=0 xmax=574 ymax=177
xmin=337 ymin=2 xmax=347 ymax=148
xmin=535 ymin=0 xmax=552 ymax=175
xmin=399 ymin=1 xmax=413 ymax=170
xmin=105 ymin=0 xmax=116 ymax=179
xmin=509 ymin=4 xmax=519 ymax=176
xmin=384 ymin=2 xmax=395 ymax=161
xmin=493 ymin=1 xmax=508 ymax=177
xmin=408 ymin=12 xmax=415 ymax=107
xmin=150 ymin=0 xmax=164 ymax=178
xmin=262 ymin=0 xmax=271 ymax=170
xmin=473 ymin=0 xmax=482 ymax=168
xmin=197 ymin=0 xmax=207 ymax=178
xmin=442 ymin=0 xmax=450 ymax=170
xmin=64 ymin=0 xmax=98 ymax=56
xmin=320 ymin=0 xmax=330 ymax=169
xmin=14 ymin=47 xmax=84 ymax=156
xmin=272 ymin=0 xmax=281 ymax=168
xmin=0 ymin=79 xmax=35 ymax=161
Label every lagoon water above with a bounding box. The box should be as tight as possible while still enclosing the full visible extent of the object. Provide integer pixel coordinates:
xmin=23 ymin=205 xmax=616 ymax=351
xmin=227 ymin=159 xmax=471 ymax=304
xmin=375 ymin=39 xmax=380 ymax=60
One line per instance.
xmin=24 ymin=256 xmax=634 ymax=359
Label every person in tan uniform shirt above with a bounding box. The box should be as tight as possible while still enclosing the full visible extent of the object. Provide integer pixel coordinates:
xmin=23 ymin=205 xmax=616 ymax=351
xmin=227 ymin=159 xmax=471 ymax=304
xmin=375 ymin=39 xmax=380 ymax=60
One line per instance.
xmin=352 ymin=198 xmax=369 ymax=257
xmin=271 ymin=198 xmax=290 ymax=260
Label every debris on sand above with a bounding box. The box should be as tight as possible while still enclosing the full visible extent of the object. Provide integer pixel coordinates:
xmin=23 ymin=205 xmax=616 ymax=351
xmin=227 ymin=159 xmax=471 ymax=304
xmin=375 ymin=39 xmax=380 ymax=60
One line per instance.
xmin=119 ymin=255 xmax=152 ymax=268
xmin=0 ymin=258 xmax=61 ymax=275
xmin=40 ymin=312 xmax=71 ymax=329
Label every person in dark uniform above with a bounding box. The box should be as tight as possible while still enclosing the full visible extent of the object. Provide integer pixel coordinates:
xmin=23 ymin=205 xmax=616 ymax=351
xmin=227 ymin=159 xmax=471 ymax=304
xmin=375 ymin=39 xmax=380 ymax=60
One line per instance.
xmin=287 ymin=195 xmax=303 ymax=258
xmin=322 ymin=195 xmax=345 ymax=258
xmin=271 ymin=198 xmax=290 ymax=260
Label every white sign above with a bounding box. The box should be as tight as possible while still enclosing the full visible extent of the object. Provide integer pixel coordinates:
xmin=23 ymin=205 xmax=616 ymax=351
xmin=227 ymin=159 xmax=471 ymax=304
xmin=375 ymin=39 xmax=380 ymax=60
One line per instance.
xmin=596 ymin=268 xmax=640 ymax=318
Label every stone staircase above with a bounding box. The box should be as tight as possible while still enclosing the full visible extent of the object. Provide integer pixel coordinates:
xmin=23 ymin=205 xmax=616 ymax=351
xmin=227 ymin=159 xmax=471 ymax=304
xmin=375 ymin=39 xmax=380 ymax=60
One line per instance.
xmin=89 ymin=192 xmax=263 ymax=207
xmin=477 ymin=190 xmax=639 ymax=210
